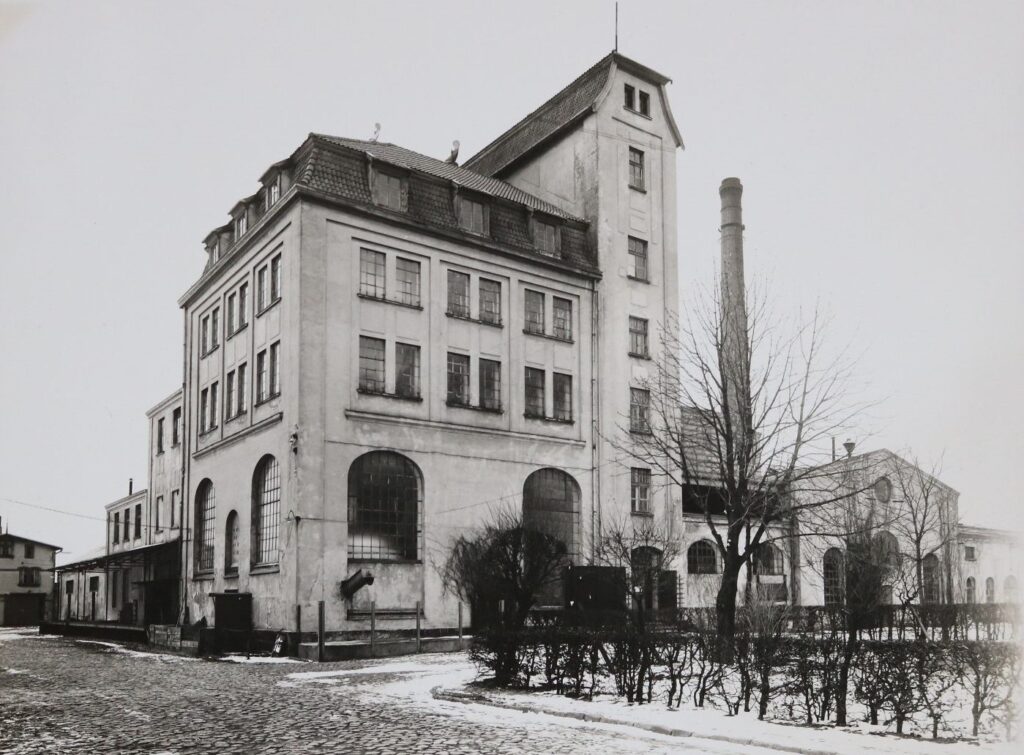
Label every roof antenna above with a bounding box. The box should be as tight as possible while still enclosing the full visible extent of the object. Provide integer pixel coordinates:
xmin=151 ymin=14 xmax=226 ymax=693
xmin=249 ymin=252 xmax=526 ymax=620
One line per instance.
xmin=445 ymin=140 xmax=460 ymax=165
xmin=614 ymin=2 xmax=618 ymax=52
xmin=370 ymin=122 xmax=381 ymax=143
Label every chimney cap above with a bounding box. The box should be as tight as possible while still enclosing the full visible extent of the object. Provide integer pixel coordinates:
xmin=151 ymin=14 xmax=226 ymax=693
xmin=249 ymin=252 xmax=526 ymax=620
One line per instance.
xmin=719 ymin=177 xmax=743 ymax=194
xmin=843 ymin=439 xmax=856 ymax=458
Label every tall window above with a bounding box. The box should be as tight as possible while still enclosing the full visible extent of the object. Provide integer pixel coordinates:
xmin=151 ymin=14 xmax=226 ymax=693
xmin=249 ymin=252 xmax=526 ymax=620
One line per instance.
xmin=753 ymin=544 xmax=784 ymax=576
xmin=238 ymin=282 xmax=249 ymax=328
xmin=236 ymin=363 xmax=247 ymax=414
xmin=553 ymin=373 xmax=572 ymax=421
xmin=459 ymin=197 xmax=487 ymax=235
xmin=447 ymin=270 xmax=470 ymax=317
xmin=24 ymin=543 xmax=34 ymax=559
xmin=395 ymin=258 xmax=421 ymax=307
xmin=358 ymin=336 xmax=386 ymax=393
xmin=347 ymin=452 xmax=421 ymax=560
xmin=639 ymin=91 xmax=650 ymax=116
xmin=252 ymin=455 xmax=281 ymax=567
xmin=256 ymin=351 xmax=267 ymax=402
xmin=113 ymin=512 xmax=120 ymax=544
xmin=360 ymin=249 xmax=386 ymax=299
xmin=155 ymin=496 xmax=162 ymax=531
xmin=156 ymin=418 xmax=165 ymax=453
xmin=170 ymin=490 xmax=179 ymax=528
xmin=986 ymin=577 xmax=995 ymax=603
xmin=624 ymin=84 xmax=635 ymax=110
xmin=524 ymin=367 xmax=545 ymax=418
xmin=631 ymin=468 xmax=651 ymax=514
xmin=257 ymin=266 xmax=268 ymax=312
xmin=823 ymin=548 xmax=845 ymax=605
xmin=630 ymin=388 xmax=651 ymax=433
xmin=628 ymin=237 xmax=648 ymax=281
xmin=479 ymin=279 xmax=502 ymax=325
xmin=225 ymin=370 xmax=236 ymax=420
xmin=200 ymin=314 xmax=210 ymax=355
xmin=479 ymin=359 xmax=501 ymax=410
xmin=629 ymin=316 xmax=649 ymax=357
xmin=267 ymin=174 xmax=281 ymax=207
xmin=552 ymin=297 xmax=572 ymax=340
xmin=446 ymin=353 xmax=470 ymax=406
xmin=209 ymin=381 xmax=219 ymax=430
xmin=234 ymin=212 xmax=247 ymax=240
xmin=269 ymin=342 xmax=280 ymax=397
xmin=123 ymin=508 xmax=130 ymax=540
xmin=965 ymin=576 xmax=976 ymax=604
xmin=210 ymin=308 xmax=220 ymax=350
xmin=922 ymin=553 xmax=941 ymax=604
xmin=524 ymin=290 xmax=544 ymax=334
xmin=227 ymin=292 xmax=237 ymax=334
xmin=395 ymin=343 xmax=421 ymax=399
xmin=628 ymin=147 xmax=645 ymax=190
xmin=687 ymin=540 xmax=717 ymax=574
xmin=270 ymin=254 xmax=282 ymax=302
xmin=225 ymin=511 xmax=239 ymax=574
xmin=172 ymin=407 xmax=181 ymax=446
xmin=523 ymin=468 xmax=580 ymax=559
xmin=134 ymin=503 xmax=142 ymax=539
xmin=195 ymin=481 xmax=215 ymax=572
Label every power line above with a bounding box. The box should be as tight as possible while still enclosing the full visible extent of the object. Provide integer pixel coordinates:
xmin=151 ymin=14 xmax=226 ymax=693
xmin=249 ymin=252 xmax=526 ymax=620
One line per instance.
xmin=0 ymin=496 xmax=106 ymax=523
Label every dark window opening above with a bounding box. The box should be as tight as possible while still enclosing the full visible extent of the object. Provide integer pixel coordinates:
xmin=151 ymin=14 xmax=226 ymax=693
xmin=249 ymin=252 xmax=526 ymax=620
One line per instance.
xmin=347 ymin=452 xmax=421 ymax=561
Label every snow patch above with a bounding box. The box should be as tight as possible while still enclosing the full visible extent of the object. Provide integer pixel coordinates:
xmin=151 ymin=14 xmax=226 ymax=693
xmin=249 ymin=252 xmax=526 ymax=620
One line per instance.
xmin=221 ymin=654 xmax=305 ymax=664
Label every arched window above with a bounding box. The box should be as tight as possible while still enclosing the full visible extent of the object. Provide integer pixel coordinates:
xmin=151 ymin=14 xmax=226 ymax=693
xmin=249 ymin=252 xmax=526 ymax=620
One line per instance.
xmin=687 ymin=540 xmax=717 ymax=574
xmin=347 ymin=451 xmax=421 ymax=560
xmin=225 ymin=511 xmax=239 ymax=574
xmin=985 ymin=577 xmax=995 ymax=603
xmin=753 ymin=543 xmax=784 ymax=576
xmin=873 ymin=530 xmax=900 ymax=573
xmin=523 ymin=468 xmax=580 ymax=557
xmin=252 ymin=455 xmax=281 ymax=566
xmin=965 ymin=576 xmax=976 ymax=604
xmin=1004 ymin=576 xmax=1018 ymax=604
xmin=823 ymin=548 xmax=845 ymax=606
xmin=194 ymin=480 xmax=215 ymax=573
xmin=922 ymin=553 xmax=941 ymax=604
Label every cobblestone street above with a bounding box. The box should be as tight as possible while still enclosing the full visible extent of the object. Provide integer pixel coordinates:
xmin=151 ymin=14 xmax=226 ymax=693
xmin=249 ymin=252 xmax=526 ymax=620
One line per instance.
xmin=0 ymin=630 xmax=773 ymax=755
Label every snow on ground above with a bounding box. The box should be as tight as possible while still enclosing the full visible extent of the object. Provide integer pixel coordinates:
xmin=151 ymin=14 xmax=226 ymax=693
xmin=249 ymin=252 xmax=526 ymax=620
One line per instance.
xmin=221 ymin=653 xmax=306 ymax=664
xmin=0 ymin=627 xmax=60 ymax=644
xmin=74 ymin=639 xmax=200 ymax=663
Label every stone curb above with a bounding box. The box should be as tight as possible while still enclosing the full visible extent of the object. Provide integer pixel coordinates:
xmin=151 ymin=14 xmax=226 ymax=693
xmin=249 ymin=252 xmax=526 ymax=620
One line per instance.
xmin=430 ymin=686 xmax=836 ymax=755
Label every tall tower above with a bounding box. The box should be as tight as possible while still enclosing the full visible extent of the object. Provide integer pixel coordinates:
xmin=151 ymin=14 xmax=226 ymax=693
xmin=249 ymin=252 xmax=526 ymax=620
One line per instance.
xmin=719 ymin=177 xmax=751 ymax=453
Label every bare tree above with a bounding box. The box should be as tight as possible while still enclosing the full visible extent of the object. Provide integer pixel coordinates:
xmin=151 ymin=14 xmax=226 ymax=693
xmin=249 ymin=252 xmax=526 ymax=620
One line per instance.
xmin=611 ymin=281 xmax=869 ymax=654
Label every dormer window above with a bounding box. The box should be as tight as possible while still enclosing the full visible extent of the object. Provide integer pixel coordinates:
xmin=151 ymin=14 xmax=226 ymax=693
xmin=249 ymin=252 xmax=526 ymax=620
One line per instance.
xmin=234 ymin=213 xmax=248 ymax=241
xmin=624 ymin=84 xmax=635 ymax=110
xmin=458 ymin=196 xmax=488 ymax=236
xmin=534 ymin=220 xmax=560 ymax=258
xmin=266 ymin=174 xmax=281 ymax=210
xmin=624 ymin=84 xmax=651 ymax=117
xmin=372 ymin=171 xmax=406 ymax=212
xmin=211 ymin=241 xmax=220 ymax=262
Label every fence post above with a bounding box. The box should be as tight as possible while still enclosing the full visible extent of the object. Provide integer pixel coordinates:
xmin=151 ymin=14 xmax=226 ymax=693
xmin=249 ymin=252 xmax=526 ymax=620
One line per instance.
xmin=416 ymin=600 xmax=422 ymax=653
xmin=370 ymin=600 xmax=376 ymax=656
xmin=458 ymin=602 xmax=463 ymax=642
xmin=317 ymin=600 xmax=325 ymax=663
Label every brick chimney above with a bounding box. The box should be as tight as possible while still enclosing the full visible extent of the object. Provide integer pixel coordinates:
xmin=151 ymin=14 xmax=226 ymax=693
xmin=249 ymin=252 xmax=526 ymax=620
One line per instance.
xmin=719 ymin=178 xmax=751 ymax=441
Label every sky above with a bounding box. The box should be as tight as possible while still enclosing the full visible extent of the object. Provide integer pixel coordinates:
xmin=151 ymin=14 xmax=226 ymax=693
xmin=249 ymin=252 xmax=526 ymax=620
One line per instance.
xmin=1 ymin=0 xmax=1022 ymax=560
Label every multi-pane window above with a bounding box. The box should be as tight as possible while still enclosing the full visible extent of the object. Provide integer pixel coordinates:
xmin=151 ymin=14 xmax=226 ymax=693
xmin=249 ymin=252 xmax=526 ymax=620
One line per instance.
xmin=238 ymin=283 xmax=249 ymax=328
xmin=823 ymin=549 xmax=844 ymax=606
xmin=18 ymin=567 xmax=40 ymax=587
xmin=256 ymin=352 xmax=267 ymax=403
xmin=459 ymin=197 xmax=487 ymax=235
xmin=209 ymin=381 xmax=219 ymax=429
xmin=687 ymin=540 xmax=717 ymax=574
xmin=257 ymin=266 xmax=268 ymax=311
xmin=155 ymin=496 xmax=162 ymax=531
xmin=375 ymin=172 xmax=404 ymax=211
xmin=535 ymin=221 xmax=558 ymax=256
xmin=524 ymin=367 xmax=545 ymax=418
xmin=631 ymin=468 xmax=651 ymax=513
xmin=172 ymin=407 xmax=181 ymax=446
xmin=552 ymin=297 xmax=572 ymax=340
xmin=628 ymin=236 xmax=648 ymax=281
xmin=446 ymin=353 xmax=470 ymax=406
xmin=630 ymin=387 xmax=651 ymax=433
xmin=479 ymin=359 xmax=501 ymax=411
xmin=236 ymin=363 xmax=247 ymax=414
xmin=395 ymin=258 xmax=421 ymax=307
xmin=348 ymin=451 xmax=420 ymax=560
xmin=628 ymin=147 xmax=645 ymax=190
xmin=479 ymin=279 xmax=502 ymax=325
xmin=639 ymin=91 xmax=650 ymax=116
xmin=200 ymin=388 xmax=209 ymax=433
xmin=113 ymin=513 xmax=120 ymax=544
xmin=629 ymin=316 xmax=649 ymax=357
xmin=553 ymin=373 xmax=572 ymax=421
xmin=195 ymin=482 xmax=215 ymax=572
xmin=156 ymin=418 xmax=164 ymax=453
xmin=360 ymin=249 xmax=386 ymax=299
xmin=225 ymin=370 xmax=236 ymax=420
xmin=252 ymin=455 xmax=281 ymax=567
xmin=447 ymin=270 xmax=470 ymax=317
xmin=267 ymin=174 xmax=281 ymax=207
xmin=235 ymin=213 xmax=248 ymax=240
xmin=225 ymin=511 xmax=239 ymax=574
xmin=965 ymin=545 xmax=976 ymax=562
xmin=227 ymin=292 xmax=237 ymax=333
xmin=210 ymin=308 xmax=220 ymax=349
xmin=269 ymin=342 xmax=280 ymax=397
xmin=200 ymin=314 xmax=210 ymax=355
xmin=358 ymin=336 xmax=386 ymax=393
xmin=395 ymin=343 xmax=421 ymax=399
xmin=524 ymin=290 xmax=545 ymax=334
xmin=270 ymin=254 xmax=282 ymax=302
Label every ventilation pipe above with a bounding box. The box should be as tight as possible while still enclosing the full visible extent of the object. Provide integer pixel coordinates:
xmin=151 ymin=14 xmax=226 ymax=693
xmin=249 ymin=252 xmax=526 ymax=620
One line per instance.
xmin=128 ymin=478 xmax=133 ymax=495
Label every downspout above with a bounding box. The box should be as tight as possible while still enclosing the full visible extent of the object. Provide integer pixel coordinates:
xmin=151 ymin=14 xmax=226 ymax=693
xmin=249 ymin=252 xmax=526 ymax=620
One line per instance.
xmin=180 ymin=305 xmax=190 ymax=625
xmin=590 ymin=280 xmax=601 ymax=560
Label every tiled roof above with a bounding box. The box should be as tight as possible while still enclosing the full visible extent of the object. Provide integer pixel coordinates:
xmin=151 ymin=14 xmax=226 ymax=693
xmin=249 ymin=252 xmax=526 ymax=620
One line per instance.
xmin=312 ymin=135 xmax=583 ymax=222
xmin=463 ymin=53 xmax=615 ymax=178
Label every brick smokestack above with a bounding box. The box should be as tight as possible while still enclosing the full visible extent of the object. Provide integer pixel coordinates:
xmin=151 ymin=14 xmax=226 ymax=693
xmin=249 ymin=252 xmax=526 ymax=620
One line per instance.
xmin=719 ymin=178 xmax=750 ymax=440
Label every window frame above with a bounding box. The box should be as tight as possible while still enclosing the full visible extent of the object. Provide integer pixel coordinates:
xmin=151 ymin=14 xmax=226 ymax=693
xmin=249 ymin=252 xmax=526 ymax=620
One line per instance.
xmin=628 ymin=236 xmax=649 ymax=282
xmin=395 ymin=342 xmax=421 ymax=400
xmin=552 ymin=297 xmax=573 ymax=341
xmin=631 ymin=468 xmax=652 ymax=514
xmin=446 ymin=270 xmax=471 ymax=318
xmin=524 ymin=290 xmax=545 ymax=335
xmin=446 ymin=352 xmax=471 ymax=406
xmin=524 ymin=366 xmax=546 ymax=419
xmin=358 ymin=336 xmax=386 ymax=394
xmin=251 ymin=455 xmax=281 ymax=568
xmin=630 ymin=387 xmax=651 ymax=434
xmin=629 ymin=316 xmax=649 ymax=358
xmin=624 ymin=84 xmax=636 ymax=110
xmin=628 ymin=147 xmax=645 ymax=191
xmin=395 ymin=257 xmax=422 ymax=308
xmin=458 ymin=196 xmax=489 ymax=236
xmin=552 ymin=372 xmax=573 ymax=422
xmin=479 ymin=278 xmax=502 ymax=326
xmin=479 ymin=358 xmax=502 ymax=411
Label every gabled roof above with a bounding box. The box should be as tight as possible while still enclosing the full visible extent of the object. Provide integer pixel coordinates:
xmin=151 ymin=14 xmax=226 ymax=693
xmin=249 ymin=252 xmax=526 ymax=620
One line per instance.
xmin=464 ymin=51 xmax=682 ymax=178
xmin=311 ymin=135 xmax=583 ymax=222
xmin=0 ymin=532 xmax=61 ymax=551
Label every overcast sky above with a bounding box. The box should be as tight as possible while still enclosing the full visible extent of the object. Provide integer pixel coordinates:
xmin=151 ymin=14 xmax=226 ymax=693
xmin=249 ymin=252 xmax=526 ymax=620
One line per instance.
xmin=1 ymin=0 xmax=1021 ymax=559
